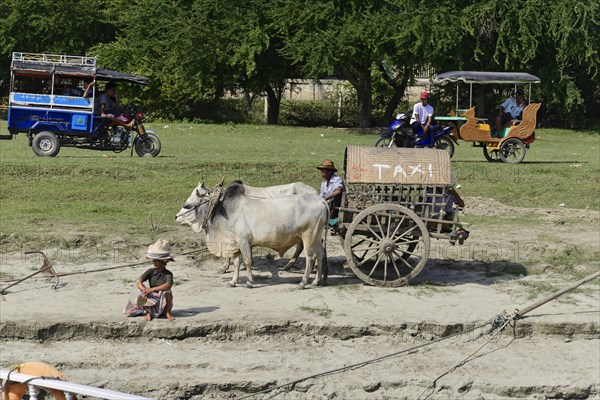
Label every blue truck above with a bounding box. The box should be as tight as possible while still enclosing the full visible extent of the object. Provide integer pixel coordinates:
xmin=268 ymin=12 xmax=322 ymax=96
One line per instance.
xmin=2 ymin=52 xmax=160 ymax=157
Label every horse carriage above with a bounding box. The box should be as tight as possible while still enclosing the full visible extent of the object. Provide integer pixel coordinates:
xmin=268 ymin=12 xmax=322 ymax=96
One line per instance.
xmin=332 ymin=145 xmax=467 ymax=287
xmin=433 ymin=71 xmax=542 ymax=164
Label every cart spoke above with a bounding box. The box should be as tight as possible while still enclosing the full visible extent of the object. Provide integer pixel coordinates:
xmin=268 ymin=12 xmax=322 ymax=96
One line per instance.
xmin=357 ymin=248 xmax=383 ymax=267
xmin=394 ymin=225 xmax=419 ymax=241
xmin=352 ymin=244 xmax=378 ymax=254
xmin=386 ymin=214 xmax=392 ymax=237
xmin=390 ymin=215 xmax=407 ymax=238
xmin=367 ymin=226 xmax=383 ymax=241
xmin=397 ymin=253 xmax=416 ymax=270
xmin=383 ymin=257 xmax=388 ymax=282
xmin=368 ymin=255 xmax=383 ymax=277
xmin=374 ymin=213 xmax=386 ymax=239
xmin=389 ymin=254 xmax=402 ymax=278
xmin=353 ymin=236 xmax=381 ymax=246
xmin=394 ymin=247 xmax=419 ymax=258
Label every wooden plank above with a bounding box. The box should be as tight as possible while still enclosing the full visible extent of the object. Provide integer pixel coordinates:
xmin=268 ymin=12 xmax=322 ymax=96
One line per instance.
xmin=344 ymin=145 xmax=452 ymax=185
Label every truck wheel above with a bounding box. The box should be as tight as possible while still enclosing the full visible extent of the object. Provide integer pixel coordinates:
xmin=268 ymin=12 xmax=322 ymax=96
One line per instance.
xmin=32 ymin=131 xmax=61 ymax=157
xmin=134 ymin=133 xmax=161 ymax=157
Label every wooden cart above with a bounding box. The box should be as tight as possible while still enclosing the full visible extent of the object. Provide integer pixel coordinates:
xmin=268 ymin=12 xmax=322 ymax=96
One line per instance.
xmin=334 ymin=146 xmax=467 ymax=287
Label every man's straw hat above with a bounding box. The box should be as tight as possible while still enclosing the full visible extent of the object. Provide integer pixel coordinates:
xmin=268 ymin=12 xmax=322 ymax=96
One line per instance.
xmin=316 ymin=159 xmax=337 ymax=172
xmin=146 ymin=239 xmax=175 ymax=262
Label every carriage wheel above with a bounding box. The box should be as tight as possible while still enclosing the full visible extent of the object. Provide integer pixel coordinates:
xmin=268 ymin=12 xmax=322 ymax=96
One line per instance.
xmin=344 ymin=204 xmax=430 ymax=287
xmin=483 ymin=146 xmax=501 ymax=162
xmin=499 ymin=138 xmax=526 ymax=164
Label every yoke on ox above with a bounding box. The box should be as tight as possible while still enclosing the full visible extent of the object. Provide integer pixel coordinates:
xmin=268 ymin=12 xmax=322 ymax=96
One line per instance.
xmin=176 ymin=182 xmax=328 ymax=288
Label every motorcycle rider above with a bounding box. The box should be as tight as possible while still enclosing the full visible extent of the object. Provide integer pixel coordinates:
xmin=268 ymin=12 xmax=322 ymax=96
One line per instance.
xmin=95 ymin=81 xmax=134 ymax=129
xmin=410 ymin=91 xmax=436 ymax=147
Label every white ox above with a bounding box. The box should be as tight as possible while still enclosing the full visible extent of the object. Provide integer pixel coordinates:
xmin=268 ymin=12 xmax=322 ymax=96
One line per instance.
xmin=217 ymin=181 xmax=317 ymax=273
xmin=176 ymin=181 xmax=328 ymax=288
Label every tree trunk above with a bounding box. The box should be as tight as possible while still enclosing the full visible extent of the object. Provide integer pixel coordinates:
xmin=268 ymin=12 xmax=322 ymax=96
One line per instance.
xmin=341 ymin=63 xmax=372 ymax=129
xmin=379 ymin=64 xmax=410 ymax=126
xmin=265 ymin=84 xmax=282 ymax=125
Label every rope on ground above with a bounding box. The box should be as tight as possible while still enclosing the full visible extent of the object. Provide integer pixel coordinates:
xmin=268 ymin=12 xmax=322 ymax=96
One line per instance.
xmin=237 ymin=270 xmax=600 ymax=399
xmin=416 ymin=314 xmax=514 ymax=399
xmin=56 ymin=248 xmax=209 ymax=278
xmin=236 ymin=320 xmax=494 ymax=400
xmin=0 ymin=248 xmax=209 ymax=289
xmin=415 ymin=272 xmax=600 ymax=398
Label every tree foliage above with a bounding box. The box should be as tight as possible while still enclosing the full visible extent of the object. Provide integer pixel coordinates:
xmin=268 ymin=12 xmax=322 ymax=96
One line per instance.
xmin=0 ymin=0 xmax=598 ymax=127
xmin=461 ymin=0 xmax=599 ymax=126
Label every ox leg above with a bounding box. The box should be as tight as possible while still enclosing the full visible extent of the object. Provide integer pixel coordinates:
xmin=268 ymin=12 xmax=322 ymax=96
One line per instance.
xmin=240 ymin=244 xmax=254 ymax=288
xmin=297 ymin=242 xmax=316 ymax=290
xmin=314 ymin=242 xmax=327 ymax=286
xmin=282 ymin=243 xmax=304 ymax=271
xmin=227 ymin=254 xmax=242 ymax=287
xmin=218 ymin=256 xmax=230 ymax=274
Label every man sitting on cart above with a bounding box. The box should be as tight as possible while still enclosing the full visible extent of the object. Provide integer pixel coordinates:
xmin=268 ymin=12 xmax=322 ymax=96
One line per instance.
xmin=495 ymin=89 xmax=527 ymax=134
xmin=95 ymin=81 xmax=134 ymax=129
xmin=317 ymin=159 xmax=344 ymax=220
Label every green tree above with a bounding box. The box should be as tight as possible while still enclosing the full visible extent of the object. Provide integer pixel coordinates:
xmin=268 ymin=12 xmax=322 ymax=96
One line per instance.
xmin=277 ymin=0 xmax=402 ymax=128
xmin=0 ymin=0 xmax=117 ymax=89
xmin=276 ymin=0 xmax=467 ymax=127
xmin=460 ymin=0 xmax=599 ymax=127
xmin=191 ymin=0 xmax=300 ymax=124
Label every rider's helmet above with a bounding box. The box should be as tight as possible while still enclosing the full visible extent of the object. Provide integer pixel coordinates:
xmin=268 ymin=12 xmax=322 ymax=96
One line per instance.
xmin=420 ymin=91 xmax=429 ymax=100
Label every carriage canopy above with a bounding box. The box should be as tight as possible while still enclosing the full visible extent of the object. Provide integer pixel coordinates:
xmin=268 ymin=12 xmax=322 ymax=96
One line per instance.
xmin=433 ymin=71 xmax=540 ymax=84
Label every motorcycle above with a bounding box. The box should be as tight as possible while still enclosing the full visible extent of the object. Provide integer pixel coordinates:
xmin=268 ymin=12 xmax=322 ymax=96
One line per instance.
xmin=96 ymin=104 xmax=162 ymax=157
xmin=374 ymin=112 xmax=411 ymax=148
xmin=375 ymin=113 xmax=458 ymax=158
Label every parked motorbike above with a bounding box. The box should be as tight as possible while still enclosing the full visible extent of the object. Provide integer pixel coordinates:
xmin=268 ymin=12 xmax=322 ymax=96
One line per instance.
xmin=375 ymin=113 xmax=458 ymax=158
xmin=374 ymin=112 xmax=411 ymax=148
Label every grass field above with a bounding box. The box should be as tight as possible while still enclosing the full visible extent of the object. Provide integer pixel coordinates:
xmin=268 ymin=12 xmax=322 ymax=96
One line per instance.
xmin=0 ymin=120 xmax=598 ymax=248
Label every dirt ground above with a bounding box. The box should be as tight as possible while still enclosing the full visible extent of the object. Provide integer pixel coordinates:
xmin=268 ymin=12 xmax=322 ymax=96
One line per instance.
xmin=1 ymin=198 xmax=599 ymax=399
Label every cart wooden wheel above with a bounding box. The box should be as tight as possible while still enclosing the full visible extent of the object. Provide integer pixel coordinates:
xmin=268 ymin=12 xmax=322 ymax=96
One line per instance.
xmin=344 ymin=204 xmax=430 ymax=287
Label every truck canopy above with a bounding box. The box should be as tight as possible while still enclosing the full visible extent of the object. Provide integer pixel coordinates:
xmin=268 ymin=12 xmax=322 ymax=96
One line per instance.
xmin=11 ymin=53 xmax=149 ymax=85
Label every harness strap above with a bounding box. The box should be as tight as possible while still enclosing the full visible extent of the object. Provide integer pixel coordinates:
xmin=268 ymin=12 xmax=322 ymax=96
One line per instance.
xmin=201 ymin=184 xmax=223 ymax=229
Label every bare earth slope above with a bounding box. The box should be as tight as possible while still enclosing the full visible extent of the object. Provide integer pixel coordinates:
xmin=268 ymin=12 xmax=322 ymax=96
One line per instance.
xmin=1 ymin=199 xmax=599 ymax=399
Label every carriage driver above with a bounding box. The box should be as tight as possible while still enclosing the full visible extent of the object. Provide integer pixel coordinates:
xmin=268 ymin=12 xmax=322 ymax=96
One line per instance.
xmin=317 ymin=159 xmax=345 ymax=220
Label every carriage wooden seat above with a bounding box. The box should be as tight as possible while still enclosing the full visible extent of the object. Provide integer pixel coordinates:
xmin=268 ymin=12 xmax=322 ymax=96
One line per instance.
xmin=506 ymin=103 xmax=541 ymax=140
xmin=459 ymin=107 xmax=500 ymax=142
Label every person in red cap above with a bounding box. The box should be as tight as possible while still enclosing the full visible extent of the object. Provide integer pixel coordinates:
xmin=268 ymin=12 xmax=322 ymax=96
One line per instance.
xmin=410 ymin=91 xmax=436 ymax=147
